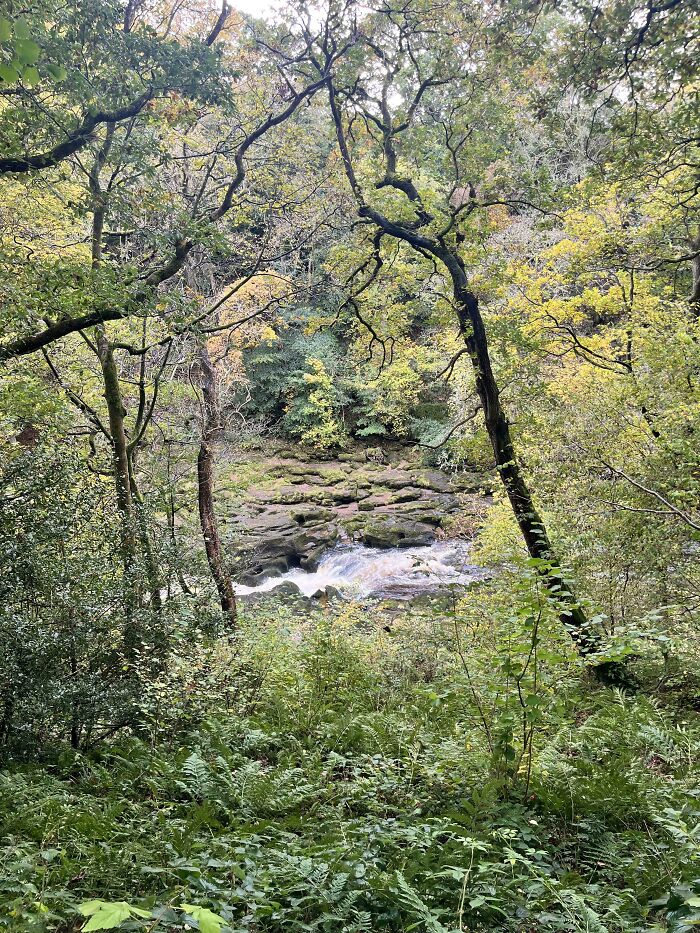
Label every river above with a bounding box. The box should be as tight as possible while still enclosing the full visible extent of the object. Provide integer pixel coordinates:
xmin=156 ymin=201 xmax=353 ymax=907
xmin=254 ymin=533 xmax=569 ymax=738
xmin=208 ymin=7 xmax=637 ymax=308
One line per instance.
xmin=234 ymin=539 xmax=483 ymax=600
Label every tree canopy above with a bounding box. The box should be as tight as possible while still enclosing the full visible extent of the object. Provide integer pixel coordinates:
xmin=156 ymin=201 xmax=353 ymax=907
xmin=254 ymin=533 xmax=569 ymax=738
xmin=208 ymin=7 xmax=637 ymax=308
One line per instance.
xmin=1 ymin=0 xmax=699 ymax=930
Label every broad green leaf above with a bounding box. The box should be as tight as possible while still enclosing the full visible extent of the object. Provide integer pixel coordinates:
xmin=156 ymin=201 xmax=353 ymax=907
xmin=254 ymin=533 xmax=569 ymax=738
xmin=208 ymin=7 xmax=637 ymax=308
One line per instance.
xmin=22 ymin=66 xmax=40 ymax=87
xmin=46 ymin=63 xmax=67 ymax=81
xmin=0 ymin=18 xmax=12 ymax=42
xmin=181 ymin=904 xmax=227 ymax=933
xmin=13 ymin=18 xmax=30 ymax=38
xmin=79 ymin=901 xmax=148 ymax=929
xmin=0 ymin=61 xmax=19 ymax=83
xmin=16 ymin=39 xmax=40 ymax=65
xmin=79 ymin=901 xmax=106 ymax=916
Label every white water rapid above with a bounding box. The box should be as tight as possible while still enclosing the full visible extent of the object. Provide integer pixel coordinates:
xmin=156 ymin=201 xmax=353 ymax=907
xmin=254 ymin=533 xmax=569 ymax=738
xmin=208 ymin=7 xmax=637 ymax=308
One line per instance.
xmin=235 ymin=540 xmax=483 ymax=600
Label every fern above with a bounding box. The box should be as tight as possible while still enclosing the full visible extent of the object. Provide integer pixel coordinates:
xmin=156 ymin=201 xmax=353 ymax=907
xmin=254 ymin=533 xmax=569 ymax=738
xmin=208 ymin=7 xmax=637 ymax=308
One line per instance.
xmin=393 ymin=872 xmax=450 ymax=933
xmin=178 ymin=751 xmax=212 ymax=799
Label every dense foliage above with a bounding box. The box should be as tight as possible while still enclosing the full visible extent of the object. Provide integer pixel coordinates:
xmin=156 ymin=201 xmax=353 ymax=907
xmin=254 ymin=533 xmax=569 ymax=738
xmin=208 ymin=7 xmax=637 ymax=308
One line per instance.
xmin=3 ymin=593 xmax=700 ymax=932
xmin=1 ymin=0 xmax=699 ymax=929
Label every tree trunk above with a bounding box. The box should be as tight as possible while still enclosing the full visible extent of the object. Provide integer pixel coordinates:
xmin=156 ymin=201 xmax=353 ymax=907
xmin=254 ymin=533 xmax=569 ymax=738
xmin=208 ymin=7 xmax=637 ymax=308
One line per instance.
xmin=96 ymin=328 xmax=137 ymax=563
xmin=690 ymin=228 xmax=700 ymax=309
xmin=128 ymin=456 xmax=163 ymax=610
xmin=90 ymin=152 xmax=137 ymax=574
xmin=92 ymin=182 xmax=141 ymax=652
xmin=197 ymin=343 xmax=237 ymax=626
xmin=327 ymin=78 xmax=602 ymax=662
xmin=444 ymin=253 xmax=597 ymax=654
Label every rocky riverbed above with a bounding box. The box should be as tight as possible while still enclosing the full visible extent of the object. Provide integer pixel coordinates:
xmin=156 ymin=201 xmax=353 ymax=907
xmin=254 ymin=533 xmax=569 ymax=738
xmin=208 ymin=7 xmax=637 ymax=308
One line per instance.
xmin=217 ymin=442 xmax=490 ymax=587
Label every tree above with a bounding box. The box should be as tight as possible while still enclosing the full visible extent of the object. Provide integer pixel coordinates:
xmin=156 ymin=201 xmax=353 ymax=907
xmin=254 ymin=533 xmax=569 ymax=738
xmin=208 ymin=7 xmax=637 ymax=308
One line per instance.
xmin=0 ymin=0 xmax=348 ymax=627
xmin=308 ymin=0 xmax=599 ymax=653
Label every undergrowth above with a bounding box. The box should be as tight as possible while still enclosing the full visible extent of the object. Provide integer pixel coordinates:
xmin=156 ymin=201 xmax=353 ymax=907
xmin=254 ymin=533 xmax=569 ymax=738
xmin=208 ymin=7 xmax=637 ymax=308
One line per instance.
xmin=1 ymin=584 xmax=700 ymax=933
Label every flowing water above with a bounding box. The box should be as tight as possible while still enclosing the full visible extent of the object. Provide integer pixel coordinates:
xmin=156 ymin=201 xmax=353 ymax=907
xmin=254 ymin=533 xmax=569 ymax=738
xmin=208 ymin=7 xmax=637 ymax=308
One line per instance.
xmin=235 ymin=540 xmax=483 ymax=600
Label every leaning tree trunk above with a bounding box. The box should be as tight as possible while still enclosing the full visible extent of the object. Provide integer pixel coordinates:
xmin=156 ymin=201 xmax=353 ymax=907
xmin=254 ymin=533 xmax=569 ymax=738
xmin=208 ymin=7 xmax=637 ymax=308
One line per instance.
xmin=326 ymin=77 xmax=601 ymax=662
xmin=197 ymin=343 xmax=237 ymax=627
xmin=444 ymin=253 xmax=597 ymax=654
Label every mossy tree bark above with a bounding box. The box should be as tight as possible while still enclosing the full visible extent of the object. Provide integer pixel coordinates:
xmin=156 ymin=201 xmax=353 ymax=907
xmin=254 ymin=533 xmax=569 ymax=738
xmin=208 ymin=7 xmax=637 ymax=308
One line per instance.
xmin=197 ymin=342 xmax=237 ymax=627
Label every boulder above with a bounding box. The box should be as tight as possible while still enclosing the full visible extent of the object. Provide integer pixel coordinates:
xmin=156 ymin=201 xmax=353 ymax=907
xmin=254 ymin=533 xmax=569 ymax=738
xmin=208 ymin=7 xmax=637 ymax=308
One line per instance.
xmin=300 ymin=545 xmax=328 ymax=572
xmin=240 ymin=563 xmax=285 ymax=586
xmin=289 ymin=506 xmax=335 ymax=526
xmin=381 ymin=470 xmax=416 ymax=490
xmin=270 ymin=580 xmax=303 ymax=597
xmin=389 ymin=488 xmax=424 ymax=504
xmin=415 ymin=470 xmax=453 ymax=493
xmin=264 ymin=486 xmax=309 ymax=504
xmin=329 ymin=487 xmax=359 ymax=504
xmin=403 ymin=511 xmax=442 ymax=527
xmin=359 ymin=519 xmax=434 ymax=549
xmin=248 ymin=508 xmax=299 ymax=533
xmin=310 ymin=584 xmax=344 ymax=601
xmin=358 ymin=492 xmax=392 ymax=512
xmin=365 ymin=446 xmax=388 ymax=464
xmin=449 ymin=470 xmax=487 ymax=493
xmin=292 ymin=525 xmax=338 ymax=553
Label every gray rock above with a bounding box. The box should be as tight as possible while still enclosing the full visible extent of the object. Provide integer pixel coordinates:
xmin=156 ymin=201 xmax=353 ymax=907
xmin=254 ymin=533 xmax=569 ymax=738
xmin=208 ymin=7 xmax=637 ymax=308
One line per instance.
xmin=329 ymin=487 xmax=358 ymax=504
xmin=359 ymin=519 xmax=434 ymax=549
xmin=381 ymin=470 xmax=416 ymax=490
xmin=449 ymin=471 xmax=487 ymax=493
xmin=271 ymin=580 xmax=303 ymax=597
xmin=310 ymin=584 xmax=344 ymax=601
xmin=289 ymin=506 xmax=335 ymax=526
xmin=248 ymin=508 xmax=298 ymax=532
xmin=358 ymin=493 xmax=392 ymax=512
xmin=389 ymin=488 xmax=423 ymax=503
xmin=225 ymin=446 xmax=488 ymax=577
xmin=300 ymin=545 xmax=328 ymax=572
xmin=239 ymin=561 xmax=286 ymax=585
xmin=415 ymin=470 xmax=453 ymax=493
xmin=264 ymin=487 xmax=308 ymax=504
xmin=365 ymin=446 xmax=388 ymax=464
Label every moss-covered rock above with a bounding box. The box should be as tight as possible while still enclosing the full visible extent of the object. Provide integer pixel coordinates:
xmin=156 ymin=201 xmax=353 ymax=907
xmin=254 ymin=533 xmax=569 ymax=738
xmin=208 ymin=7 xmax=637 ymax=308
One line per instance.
xmin=222 ymin=441 xmax=489 ymax=578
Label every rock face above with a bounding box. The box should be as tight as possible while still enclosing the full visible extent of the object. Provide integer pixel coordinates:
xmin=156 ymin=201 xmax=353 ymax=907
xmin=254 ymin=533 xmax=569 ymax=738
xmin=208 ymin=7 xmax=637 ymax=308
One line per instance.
xmin=221 ymin=442 xmax=488 ymax=583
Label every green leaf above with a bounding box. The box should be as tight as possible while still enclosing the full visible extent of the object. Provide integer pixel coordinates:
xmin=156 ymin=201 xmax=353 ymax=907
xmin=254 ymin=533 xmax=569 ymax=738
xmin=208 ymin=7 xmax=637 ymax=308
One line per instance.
xmin=15 ymin=39 xmax=40 ymax=65
xmin=0 ymin=61 xmax=19 ymax=83
xmin=0 ymin=18 xmax=12 ymax=42
xmin=80 ymin=901 xmax=132 ymax=930
xmin=181 ymin=904 xmax=227 ymax=933
xmin=46 ymin=63 xmax=67 ymax=81
xmin=79 ymin=901 xmax=106 ymax=916
xmin=13 ymin=18 xmax=30 ymax=39
xmin=22 ymin=66 xmax=40 ymax=87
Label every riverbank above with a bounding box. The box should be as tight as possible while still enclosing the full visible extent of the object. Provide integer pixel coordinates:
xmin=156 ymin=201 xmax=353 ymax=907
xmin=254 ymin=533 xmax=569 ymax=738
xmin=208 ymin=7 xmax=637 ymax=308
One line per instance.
xmin=215 ymin=440 xmax=491 ymax=586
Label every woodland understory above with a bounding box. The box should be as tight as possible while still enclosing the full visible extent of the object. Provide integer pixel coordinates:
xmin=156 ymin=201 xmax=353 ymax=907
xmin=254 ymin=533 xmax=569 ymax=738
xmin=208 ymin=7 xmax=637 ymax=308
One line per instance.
xmin=0 ymin=0 xmax=699 ymax=930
